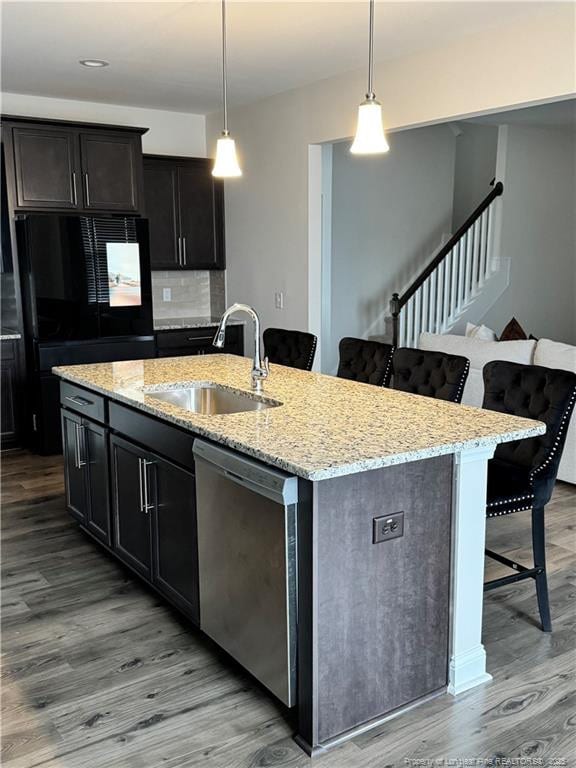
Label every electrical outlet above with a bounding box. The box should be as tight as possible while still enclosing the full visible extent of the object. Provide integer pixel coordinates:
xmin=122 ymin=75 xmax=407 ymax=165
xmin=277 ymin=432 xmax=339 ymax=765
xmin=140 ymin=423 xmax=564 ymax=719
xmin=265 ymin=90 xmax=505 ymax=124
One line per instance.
xmin=163 ymin=288 xmax=172 ymax=302
xmin=274 ymin=291 xmax=284 ymax=309
xmin=373 ymin=511 xmax=404 ymax=544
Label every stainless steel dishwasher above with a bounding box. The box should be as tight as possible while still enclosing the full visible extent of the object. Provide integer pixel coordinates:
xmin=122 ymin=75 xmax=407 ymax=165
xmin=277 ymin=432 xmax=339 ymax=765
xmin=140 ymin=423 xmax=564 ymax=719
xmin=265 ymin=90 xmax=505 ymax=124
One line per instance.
xmin=193 ymin=440 xmax=298 ymax=707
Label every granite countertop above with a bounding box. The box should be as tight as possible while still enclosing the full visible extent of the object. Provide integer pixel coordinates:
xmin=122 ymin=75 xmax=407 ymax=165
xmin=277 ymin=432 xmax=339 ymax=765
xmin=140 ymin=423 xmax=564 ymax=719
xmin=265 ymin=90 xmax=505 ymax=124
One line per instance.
xmin=1 ymin=328 xmax=21 ymax=341
xmin=154 ymin=316 xmax=244 ymax=331
xmin=53 ymin=354 xmax=545 ymax=481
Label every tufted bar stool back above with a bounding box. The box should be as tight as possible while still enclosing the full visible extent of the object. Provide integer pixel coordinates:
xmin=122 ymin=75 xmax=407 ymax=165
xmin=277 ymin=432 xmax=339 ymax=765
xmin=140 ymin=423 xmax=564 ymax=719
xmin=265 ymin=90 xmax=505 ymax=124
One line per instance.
xmin=337 ymin=338 xmax=394 ymax=387
xmin=263 ymin=328 xmax=317 ymax=371
xmin=391 ymin=347 xmax=470 ymax=403
xmin=482 ymin=360 xmax=576 ymax=632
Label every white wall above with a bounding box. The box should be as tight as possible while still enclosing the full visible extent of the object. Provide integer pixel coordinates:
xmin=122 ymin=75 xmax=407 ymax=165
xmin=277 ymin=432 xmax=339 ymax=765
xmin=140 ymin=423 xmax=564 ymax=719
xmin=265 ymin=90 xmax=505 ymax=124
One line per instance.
xmin=327 ymin=125 xmax=456 ymax=373
xmin=481 ymin=124 xmax=575 ymax=344
xmin=205 ymin=6 xmax=575 ymax=355
xmin=452 ymin=124 xmax=498 ymax=229
xmin=1 ymin=92 xmax=206 ymax=156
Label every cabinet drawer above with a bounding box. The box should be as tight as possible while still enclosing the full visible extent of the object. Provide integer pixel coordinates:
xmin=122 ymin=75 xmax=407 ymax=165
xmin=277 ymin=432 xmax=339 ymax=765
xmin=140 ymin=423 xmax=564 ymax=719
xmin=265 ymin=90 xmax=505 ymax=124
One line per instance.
xmin=60 ymin=382 xmax=106 ymax=423
xmin=109 ymin=402 xmax=195 ymax=471
xmin=156 ymin=327 xmax=218 ymax=350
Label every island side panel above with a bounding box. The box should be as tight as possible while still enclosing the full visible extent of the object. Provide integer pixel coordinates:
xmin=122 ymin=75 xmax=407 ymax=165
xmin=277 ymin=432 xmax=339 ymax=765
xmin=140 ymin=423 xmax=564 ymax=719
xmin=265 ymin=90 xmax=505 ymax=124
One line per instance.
xmin=302 ymin=455 xmax=453 ymax=750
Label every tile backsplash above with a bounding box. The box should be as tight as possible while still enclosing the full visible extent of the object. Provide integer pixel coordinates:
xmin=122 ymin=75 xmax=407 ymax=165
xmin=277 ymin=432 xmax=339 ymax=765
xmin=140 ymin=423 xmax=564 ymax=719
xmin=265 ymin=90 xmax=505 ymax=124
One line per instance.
xmin=151 ymin=270 xmax=226 ymax=319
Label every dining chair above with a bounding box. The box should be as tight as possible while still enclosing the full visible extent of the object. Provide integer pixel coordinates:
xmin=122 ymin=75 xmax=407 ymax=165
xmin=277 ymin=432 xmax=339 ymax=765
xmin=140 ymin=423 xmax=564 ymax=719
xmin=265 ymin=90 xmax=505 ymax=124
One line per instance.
xmin=391 ymin=347 xmax=470 ymax=403
xmin=263 ymin=328 xmax=317 ymax=371
xmin=337 ymin=337 xmax=394 ymax=386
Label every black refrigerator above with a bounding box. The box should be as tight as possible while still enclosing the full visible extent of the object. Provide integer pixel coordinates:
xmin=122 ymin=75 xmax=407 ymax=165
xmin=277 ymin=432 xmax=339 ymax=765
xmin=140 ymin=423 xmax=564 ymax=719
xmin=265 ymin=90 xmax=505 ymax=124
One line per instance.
xmin=17 ymin=214 xmax=156 ymax=454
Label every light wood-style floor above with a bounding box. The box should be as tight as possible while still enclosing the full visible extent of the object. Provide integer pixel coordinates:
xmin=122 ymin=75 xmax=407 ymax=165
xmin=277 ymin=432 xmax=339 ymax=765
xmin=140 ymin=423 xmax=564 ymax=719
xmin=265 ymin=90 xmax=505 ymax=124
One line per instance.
xmin=2 ymin=450 xmax=575 ymax=768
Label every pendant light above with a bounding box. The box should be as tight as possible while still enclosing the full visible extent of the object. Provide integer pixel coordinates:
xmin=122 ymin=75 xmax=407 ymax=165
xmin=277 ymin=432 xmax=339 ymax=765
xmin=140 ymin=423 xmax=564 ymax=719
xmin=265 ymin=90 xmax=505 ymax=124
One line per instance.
xmin=350 ymin=0 xmax=389 ymax=155
xmin=212 ymin=0 xmax=242 ymax=177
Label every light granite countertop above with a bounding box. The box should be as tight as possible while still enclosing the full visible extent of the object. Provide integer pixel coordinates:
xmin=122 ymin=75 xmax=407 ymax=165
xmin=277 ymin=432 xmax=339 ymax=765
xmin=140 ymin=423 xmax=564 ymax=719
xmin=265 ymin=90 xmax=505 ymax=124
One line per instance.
xmin=154 ymin=316 xmax=244 ymax=331
xmin=53 ymin=354 xmax=545 ymax=481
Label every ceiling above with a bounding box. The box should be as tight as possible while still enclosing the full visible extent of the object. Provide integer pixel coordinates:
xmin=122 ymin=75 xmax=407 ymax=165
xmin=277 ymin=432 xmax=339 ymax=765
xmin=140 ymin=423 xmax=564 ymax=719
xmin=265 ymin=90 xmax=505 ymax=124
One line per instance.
xmin=1 ymin=1 xmax=556 ymax=115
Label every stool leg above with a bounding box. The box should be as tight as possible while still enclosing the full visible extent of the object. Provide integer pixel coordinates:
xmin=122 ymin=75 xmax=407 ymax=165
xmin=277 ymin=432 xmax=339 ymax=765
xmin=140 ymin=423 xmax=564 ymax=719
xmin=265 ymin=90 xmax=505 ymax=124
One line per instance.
xmin=532 ymin=505 xmax=552 ymax=632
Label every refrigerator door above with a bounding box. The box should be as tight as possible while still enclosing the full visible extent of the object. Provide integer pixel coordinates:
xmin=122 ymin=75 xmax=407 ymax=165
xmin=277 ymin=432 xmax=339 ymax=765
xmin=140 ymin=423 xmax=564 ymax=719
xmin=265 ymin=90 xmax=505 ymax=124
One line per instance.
xmin=92 ymin=217 xmax=153 ymax=338
xmin=18 ymin=215 xmax=100 ymax=342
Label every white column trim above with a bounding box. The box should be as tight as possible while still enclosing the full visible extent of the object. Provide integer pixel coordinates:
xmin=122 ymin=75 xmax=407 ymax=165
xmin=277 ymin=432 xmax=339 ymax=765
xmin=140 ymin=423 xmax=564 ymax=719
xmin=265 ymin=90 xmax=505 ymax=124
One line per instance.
xmin=448 ymin=444 xmax=495 ymax=696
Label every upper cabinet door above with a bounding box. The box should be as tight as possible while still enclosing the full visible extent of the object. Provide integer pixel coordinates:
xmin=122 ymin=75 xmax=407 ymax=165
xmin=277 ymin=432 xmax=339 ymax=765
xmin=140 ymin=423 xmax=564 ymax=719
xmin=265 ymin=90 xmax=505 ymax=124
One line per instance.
xmin=177 ymin=160 xmax=225 ymax=270
xmin=12 ymin=126 xmax=80 ymax=209
xmin=79 ymin=131 xmax=142 ymax=212
xmin=143 ymin=161 xmax=180 ymax=270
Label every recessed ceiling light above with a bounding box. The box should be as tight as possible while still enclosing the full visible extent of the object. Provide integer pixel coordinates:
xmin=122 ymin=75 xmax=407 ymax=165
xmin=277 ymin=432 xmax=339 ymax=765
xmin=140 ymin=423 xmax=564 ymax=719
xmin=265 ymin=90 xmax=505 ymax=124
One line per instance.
xmin=79 ymin=59 xmax=109 ymax=68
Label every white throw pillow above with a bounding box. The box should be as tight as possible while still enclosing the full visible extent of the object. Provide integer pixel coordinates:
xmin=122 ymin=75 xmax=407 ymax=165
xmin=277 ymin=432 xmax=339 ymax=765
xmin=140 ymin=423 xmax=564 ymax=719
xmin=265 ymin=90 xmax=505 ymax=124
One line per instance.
xmin=419 ymin=332 xmax=537 ymax=407
xmin=534 ymin=339 xmax=576 ymax=484
xmin=466 ymin=322 xmax=498 ymax=342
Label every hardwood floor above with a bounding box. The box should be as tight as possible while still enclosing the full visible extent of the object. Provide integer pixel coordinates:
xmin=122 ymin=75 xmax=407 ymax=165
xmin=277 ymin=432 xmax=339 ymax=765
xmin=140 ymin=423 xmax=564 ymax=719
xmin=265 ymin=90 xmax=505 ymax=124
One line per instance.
xmin=1 ymin=450 xmax=575 ymax=767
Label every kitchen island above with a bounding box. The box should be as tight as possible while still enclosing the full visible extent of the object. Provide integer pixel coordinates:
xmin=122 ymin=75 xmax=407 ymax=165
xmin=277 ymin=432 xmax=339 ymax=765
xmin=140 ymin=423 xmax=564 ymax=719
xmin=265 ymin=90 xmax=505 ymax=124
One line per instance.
xmin=53 ymin=354 xmax=544 ymax=755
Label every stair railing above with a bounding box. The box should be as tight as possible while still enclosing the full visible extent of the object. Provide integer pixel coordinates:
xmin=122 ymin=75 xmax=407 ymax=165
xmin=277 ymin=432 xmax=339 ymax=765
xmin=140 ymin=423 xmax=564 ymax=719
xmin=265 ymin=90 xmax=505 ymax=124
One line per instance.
xmin=390 ymin=181 xmax=503 ymax=348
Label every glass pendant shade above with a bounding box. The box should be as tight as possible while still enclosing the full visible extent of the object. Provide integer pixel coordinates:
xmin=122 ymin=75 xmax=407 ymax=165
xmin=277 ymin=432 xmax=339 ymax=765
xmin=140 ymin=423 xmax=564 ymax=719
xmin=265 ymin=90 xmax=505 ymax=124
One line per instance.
xmin=212 ymin=133 xmax=242 ymax=178
xmin=350 ymin=99 xmax=389 ymax=155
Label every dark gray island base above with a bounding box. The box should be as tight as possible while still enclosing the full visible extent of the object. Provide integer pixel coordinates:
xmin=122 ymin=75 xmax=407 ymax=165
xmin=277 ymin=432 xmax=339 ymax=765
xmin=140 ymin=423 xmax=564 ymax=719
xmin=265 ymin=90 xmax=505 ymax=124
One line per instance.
xmin=53 ymin=356 xmax=543 ymax=756
xmin=58 ymin=378 xmax=452 ymax=754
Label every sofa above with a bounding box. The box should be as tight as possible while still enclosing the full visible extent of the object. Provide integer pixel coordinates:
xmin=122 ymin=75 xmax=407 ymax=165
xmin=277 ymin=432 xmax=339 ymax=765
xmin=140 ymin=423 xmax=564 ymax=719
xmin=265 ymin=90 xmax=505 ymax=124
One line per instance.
xmin=419 ymin=333 xmax=576 ymax=485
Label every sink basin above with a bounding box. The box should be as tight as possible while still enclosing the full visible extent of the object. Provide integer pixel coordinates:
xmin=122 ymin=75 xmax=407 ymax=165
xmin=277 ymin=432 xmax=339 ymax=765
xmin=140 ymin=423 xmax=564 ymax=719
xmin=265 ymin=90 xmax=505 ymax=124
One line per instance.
xmin=146 ymin=384 xmax=280 ymax=415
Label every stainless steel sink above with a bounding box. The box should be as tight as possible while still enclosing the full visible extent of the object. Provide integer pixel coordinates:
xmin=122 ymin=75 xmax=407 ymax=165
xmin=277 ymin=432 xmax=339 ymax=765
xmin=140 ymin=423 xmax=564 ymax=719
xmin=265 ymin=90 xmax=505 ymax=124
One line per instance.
xmin=146 ymin=384 xmax=280 ymax=415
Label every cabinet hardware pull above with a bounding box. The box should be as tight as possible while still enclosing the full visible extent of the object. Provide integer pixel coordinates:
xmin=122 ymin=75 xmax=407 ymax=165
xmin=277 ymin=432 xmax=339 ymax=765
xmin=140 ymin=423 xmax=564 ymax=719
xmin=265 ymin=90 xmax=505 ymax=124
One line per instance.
xmin=65 ymin=395 xmax=93 ymax=407
xmin=187 ymin=336 xmax=213 ymax=343
xmin=142 ymin=459 xmax=155 ymax=514
xmin=182 ymin=236 xmax=187 ymax=265
xmin=138 ymin=457 xmax=144 ymax=512
xmin=84 ymin=173 xmax=90 ymax=206
xmin=74 ymin=424 xmax=86 ymax=469
xmin=177 ymin=236 xmax=183 ymax=267
xmin=72 ymin=172 xmax=78 ymax=206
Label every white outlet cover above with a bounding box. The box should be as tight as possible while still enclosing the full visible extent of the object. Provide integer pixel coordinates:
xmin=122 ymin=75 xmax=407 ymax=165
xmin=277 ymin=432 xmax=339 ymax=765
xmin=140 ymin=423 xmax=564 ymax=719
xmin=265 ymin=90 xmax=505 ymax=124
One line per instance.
xmin=163 ymin=288 xmax=172 ymax=302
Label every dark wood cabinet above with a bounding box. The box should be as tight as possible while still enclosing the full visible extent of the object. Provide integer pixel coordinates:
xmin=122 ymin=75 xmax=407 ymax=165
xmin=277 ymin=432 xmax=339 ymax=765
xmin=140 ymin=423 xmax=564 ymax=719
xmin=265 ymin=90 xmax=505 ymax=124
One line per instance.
xmin=3 ymin=118 xmax=146 ymax=214
xmin=62 ymin=409 xmax=85 ymax=523
xmin=152 ymin=455 xmax=199 ymax=621
xmin=110 ymin=434 xmax=153 ymax=579
xmin=156 ymin=325 xmax=243 ymax=358
xmin=109 ymin=430 xmax=199 ymax=622
xmin=61 ymin=407 xmax=111 ymax=544
xmin=12 ymin=126 xmax=79 ymax=209
xmin=80 ymin=131 xmax=141 ymax=212
xmin=142 ymin=161 xmax=179 ymax=269
xmin=62 ymin=387 xmax=200 ymax=625
xmin=144 ymin=155 xmax=225 ymax=270
xmin=1 ymin=340 xmax=19 ymax=448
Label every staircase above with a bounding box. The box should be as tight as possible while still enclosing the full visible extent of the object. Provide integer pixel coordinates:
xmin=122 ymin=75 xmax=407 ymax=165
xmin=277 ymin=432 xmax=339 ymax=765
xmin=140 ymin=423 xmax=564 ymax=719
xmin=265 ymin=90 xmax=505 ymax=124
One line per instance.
xmin=390 ymin=182 xmax=504 ymax=348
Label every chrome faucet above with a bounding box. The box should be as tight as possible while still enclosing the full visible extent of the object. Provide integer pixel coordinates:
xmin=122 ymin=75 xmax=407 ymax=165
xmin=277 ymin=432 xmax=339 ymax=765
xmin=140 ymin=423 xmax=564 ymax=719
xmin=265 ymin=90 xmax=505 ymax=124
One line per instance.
xmin=213 ymin=303 xmax=269 ymax=391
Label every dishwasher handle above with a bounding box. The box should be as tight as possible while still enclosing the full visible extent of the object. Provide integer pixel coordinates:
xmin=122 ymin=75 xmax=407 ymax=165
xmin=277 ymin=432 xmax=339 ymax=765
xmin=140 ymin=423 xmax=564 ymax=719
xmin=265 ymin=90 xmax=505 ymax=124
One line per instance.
xmin=193 ymin=440 xmax=298 ymax=506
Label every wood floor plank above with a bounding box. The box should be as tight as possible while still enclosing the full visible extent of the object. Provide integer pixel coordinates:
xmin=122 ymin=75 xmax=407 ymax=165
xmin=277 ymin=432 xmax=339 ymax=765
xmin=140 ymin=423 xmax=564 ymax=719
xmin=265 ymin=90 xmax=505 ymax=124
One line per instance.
xmin=2 ymin=449 xmax=575 ymax=767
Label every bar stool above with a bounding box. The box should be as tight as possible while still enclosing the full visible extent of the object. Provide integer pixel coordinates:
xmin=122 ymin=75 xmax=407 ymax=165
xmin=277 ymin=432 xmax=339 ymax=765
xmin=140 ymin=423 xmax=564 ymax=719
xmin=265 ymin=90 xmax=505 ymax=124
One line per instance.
xmin=391 ymin=347 xmax=470 ymax=403
xmin=337 ymin=337 xmax=394 ymax=386
xmin=263 ymin=328 xmax=317 ymax=371
xmin=482 ymin=360 xmax=576 ymax=631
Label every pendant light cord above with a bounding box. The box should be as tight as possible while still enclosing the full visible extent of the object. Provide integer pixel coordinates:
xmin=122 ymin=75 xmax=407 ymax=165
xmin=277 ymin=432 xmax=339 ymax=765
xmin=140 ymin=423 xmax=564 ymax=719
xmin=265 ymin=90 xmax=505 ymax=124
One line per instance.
xmin=367 ymin=0 xmax=375 ymax=99
xmin=221 ymin=0 xmax=229 ymax=134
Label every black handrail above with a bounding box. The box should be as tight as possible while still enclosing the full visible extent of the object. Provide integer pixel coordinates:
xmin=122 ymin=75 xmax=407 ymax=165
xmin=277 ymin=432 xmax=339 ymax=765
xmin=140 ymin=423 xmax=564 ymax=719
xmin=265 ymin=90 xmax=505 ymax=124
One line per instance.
xmin=390 ymin=181 xmax=503 ymax=346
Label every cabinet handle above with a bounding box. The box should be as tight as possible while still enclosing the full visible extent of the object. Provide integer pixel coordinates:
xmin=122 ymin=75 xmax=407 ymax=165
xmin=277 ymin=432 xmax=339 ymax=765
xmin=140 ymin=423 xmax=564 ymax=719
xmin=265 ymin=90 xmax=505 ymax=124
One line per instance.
xmin=74 ymin=424 xmax=86 ymax=469
xmin=72 ymin=172 xmax=78 ymax=206
xmin=84 ymin=173 xmax=90 ymax=206
xmin=138 ymin=457 xmax=144 ymax=512
xmin=142 ymin=459 xmax=155 ymax=514
xmin=177 ymin=236 xmax=182 ymax=267
xmin=182 ymin=236 xmax=187 ymax=265
xmin=66 ymin=395 xmax=93 ymax=407
xmin=187 ymin=336 xmax=213 ymax=343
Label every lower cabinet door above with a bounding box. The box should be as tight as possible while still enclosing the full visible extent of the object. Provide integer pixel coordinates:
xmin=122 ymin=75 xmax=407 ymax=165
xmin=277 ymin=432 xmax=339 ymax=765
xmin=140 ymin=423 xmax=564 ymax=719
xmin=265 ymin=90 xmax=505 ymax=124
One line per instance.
xmin=61 ymin=410 xmax=86 ymax=523
xmin=84 ymin=419 xmax=111 ymax=546
xmin=151 ymin=456 xmax=199 ymax=623
xmin=110 ymin=435 xmax=152 ymax=578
